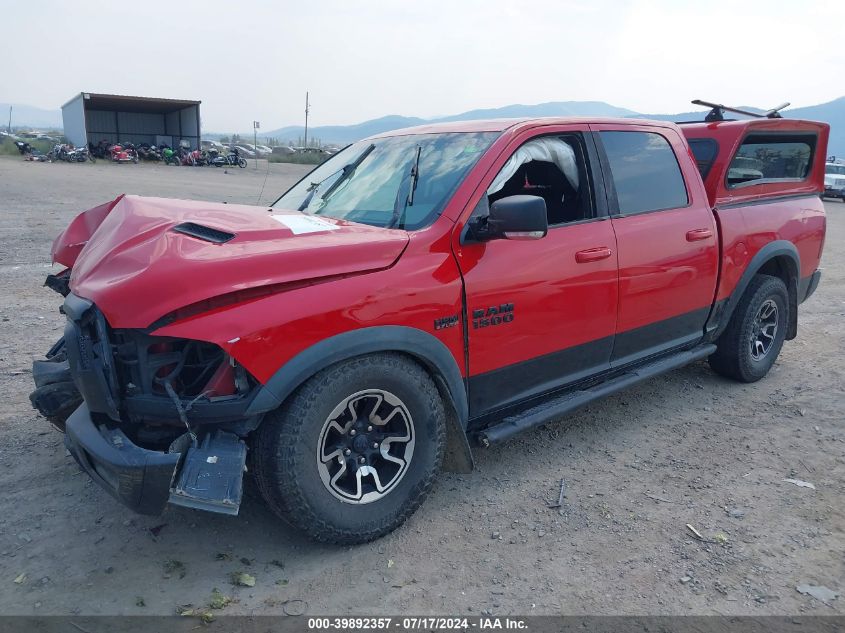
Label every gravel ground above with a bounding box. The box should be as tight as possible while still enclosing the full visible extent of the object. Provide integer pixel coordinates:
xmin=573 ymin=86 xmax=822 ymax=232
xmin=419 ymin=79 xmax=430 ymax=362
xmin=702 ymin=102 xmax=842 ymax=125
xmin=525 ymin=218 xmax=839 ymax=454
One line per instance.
xmin=0 ymin=156 xmax=842 ymax=617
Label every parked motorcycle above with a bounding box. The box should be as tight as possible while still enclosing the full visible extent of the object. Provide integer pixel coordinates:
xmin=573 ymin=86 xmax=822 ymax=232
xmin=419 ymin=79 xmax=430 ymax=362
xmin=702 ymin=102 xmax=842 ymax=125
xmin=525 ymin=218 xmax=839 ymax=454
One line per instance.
xmin=198 ymin=149 xmax=217 ymax=166
xmin=210 ymin=147 xmax=247 ymax=168
xmin=66 ymin=145 xmax=95 ymax=163
xmin=180 ymin=148 xmax=207 ymax=166
xmin=137 ymin=144 xmax=161 ymax=161
xmin=17 ymin=141 xmax=49 ymax=162
xmin=14 ymin=141 xmax=32 ymax=155
xmin=109 ymin=143 xmax=138 ymax=164
xmin=178 ymin=147 xmax=194 ymax=167
xmin=162 ymin=146 xmax=181 ymax=166
xmin=89 ymin=140 xmax=111 ymax=160
xmin=49 ymin=143 xmax=73 ymax=162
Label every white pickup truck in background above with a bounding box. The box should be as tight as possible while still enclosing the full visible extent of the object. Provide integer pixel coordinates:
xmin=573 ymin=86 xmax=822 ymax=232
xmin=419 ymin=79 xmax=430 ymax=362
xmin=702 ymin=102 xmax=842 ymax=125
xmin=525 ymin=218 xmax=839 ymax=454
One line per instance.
xmin=824 ymin=160 xmax=845 ymax=200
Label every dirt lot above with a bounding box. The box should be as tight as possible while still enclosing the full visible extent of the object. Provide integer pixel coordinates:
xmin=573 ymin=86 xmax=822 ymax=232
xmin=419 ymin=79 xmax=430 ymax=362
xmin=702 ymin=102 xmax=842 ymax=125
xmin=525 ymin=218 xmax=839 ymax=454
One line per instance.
xmin=0 ymin=156 xmax=842 ymax=617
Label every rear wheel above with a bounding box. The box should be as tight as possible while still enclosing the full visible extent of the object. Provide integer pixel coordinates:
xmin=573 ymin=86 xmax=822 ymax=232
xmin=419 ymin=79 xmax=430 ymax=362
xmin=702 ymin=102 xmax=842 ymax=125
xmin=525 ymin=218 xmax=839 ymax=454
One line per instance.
xmin=252 ymin=354 xmax=446 ymax=544
xmin=709 ymin=274 xmax=789 ymax=382
xmin=238 ymin=158 xmax=247 ymax=168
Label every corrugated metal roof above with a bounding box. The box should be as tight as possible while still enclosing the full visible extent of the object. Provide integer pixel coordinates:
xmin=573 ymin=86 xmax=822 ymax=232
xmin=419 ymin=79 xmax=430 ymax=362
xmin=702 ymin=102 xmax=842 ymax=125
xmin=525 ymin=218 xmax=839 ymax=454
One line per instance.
xmin=63 ymin=92 xmax=200 ymax=114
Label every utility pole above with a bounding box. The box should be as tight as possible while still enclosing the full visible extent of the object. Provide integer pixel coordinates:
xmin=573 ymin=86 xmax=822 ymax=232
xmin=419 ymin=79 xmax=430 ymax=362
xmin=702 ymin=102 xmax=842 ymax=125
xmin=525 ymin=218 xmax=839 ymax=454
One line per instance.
xmin=253 ymin=120 xmax=260 ymax=169
xmin=304 ymin=91 xmax=310 ymax=149
xmin=7 ymin=106 xmax=11 ymax=134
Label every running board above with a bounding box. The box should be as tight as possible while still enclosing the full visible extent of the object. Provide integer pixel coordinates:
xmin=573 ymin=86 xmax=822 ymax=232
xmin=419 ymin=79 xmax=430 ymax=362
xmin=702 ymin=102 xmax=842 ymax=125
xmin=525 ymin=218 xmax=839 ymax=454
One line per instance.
xmin=169 ymin=431 xmax=247 ymax=515
xmin=476 ymin=344 xmax=717 ymax=446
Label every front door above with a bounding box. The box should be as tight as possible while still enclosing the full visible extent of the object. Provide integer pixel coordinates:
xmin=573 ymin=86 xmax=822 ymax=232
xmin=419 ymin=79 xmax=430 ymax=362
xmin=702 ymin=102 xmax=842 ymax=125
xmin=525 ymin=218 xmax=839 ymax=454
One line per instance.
xmin=591 ymin=124 xmax=719 ymax=366
xmin=454 ymin=127 xmax=619 ymax=419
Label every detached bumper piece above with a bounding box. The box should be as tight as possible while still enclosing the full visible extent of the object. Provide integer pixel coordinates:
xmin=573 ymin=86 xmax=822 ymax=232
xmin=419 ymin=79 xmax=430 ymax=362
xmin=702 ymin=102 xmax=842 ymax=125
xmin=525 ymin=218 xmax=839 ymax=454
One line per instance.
xmin=169 ymin=431 xmax=247 ymax=515
xmin=65 ymin=403 xmax=248 ymax=516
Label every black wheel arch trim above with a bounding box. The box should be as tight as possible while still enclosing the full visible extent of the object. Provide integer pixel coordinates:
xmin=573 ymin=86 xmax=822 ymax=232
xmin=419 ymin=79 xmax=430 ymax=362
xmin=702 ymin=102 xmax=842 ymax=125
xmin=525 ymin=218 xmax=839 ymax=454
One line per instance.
xmin=705 ymin=240 xmax=800 ymax=342
xmin=246 ymin=326 xmax=473 ymax=470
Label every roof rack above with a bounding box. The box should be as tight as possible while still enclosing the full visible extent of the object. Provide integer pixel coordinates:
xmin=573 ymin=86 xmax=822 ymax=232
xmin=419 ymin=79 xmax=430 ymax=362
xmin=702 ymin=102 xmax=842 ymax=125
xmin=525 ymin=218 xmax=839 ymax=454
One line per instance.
xmin=691 ymin=99 xmax=790 ymax=122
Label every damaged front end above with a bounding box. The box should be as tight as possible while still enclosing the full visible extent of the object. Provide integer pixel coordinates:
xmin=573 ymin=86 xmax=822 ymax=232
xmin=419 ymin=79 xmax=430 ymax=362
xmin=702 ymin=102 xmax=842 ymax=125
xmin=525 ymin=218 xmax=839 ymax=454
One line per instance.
xmin=30 ymin=291 xmax=267 ymax=516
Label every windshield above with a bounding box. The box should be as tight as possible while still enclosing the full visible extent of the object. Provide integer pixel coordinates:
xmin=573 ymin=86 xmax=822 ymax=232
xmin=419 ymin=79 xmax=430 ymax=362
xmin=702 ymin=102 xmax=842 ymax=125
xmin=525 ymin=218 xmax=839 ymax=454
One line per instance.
xmin=272 ymin=132 xmax=498 ymax=230
xmin=826 ymin=164 xmax=845 ymax=175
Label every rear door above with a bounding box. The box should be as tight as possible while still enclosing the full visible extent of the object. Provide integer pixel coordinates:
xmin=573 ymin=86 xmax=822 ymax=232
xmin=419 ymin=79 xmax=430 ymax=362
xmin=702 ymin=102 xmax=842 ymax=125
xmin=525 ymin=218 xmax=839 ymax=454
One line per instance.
xmin=591 ymin=124 xmax=718 ymax=366
xmin=454 ymin=125 xmax=619 ymax=418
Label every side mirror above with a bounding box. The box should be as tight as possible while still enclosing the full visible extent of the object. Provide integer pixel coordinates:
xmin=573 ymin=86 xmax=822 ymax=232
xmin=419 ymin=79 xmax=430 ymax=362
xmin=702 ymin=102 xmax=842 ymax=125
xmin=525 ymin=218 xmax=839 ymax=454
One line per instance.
xmin=474 ymin=195 xmax=548 ymax=241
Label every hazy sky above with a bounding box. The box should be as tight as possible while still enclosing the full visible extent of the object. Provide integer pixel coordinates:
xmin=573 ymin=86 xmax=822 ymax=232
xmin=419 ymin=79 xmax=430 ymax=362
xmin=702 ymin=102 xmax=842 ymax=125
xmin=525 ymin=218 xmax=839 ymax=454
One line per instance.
xmin=3 ymin=0 xmax=842 ymax=131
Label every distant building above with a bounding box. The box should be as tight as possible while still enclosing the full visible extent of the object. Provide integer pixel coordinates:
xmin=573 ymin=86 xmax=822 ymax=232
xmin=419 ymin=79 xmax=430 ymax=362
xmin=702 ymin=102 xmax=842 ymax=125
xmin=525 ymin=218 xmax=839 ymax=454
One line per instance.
xmin=61 ymin=92 xmax=201 ymax=148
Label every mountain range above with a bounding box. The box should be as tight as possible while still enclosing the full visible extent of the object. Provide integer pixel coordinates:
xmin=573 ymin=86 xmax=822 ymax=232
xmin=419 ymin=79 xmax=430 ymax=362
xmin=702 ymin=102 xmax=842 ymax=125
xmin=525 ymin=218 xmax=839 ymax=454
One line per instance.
xmin=260 ymin=97 xmax=845 ymax=156
xmin=260 ymin=101 xmax=638 ymax=143
xmin=1 ymin=102 xmax=63 ymax=129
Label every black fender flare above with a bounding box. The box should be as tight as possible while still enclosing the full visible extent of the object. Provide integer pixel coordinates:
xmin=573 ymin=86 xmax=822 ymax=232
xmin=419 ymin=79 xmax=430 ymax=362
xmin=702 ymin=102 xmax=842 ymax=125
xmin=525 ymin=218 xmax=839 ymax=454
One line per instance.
xmin=706 ymin=240 xmax=800 ymax=341
xmin=246 ymin=326 xmax=474 ymax=472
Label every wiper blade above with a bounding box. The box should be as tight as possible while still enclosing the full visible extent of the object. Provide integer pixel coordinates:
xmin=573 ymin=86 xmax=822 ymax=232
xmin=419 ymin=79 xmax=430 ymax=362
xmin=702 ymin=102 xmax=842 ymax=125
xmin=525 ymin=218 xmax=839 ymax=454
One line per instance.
xmin=296 ymin=143 xmax=375 ymax=212
xmin=387 ymin=145 xmax=422 ymax=229
xmin=407 ymin=145 xmax=421 ymax=206
xmin=296 ymin=181 xmax=323 ymax=211
xmin=320 ymin=143 xmax=375 ymax=201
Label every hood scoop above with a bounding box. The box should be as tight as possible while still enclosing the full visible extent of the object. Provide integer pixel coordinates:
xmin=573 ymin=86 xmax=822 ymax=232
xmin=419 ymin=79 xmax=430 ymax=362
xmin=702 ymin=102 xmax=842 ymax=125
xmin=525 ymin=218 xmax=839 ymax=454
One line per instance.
xmin=173 ymin=222 xmax=236 ymax=244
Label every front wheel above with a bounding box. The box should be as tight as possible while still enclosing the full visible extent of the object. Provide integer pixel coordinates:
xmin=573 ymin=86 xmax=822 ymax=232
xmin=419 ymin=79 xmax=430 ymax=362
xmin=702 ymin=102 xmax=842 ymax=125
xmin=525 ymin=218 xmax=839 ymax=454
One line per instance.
xmin=709 ymin=274 xmax=789 ymax=382
xmin=238 ymin=158 xmax=247 ymax=168
xmin=252 ymin=354 xmax=446 ymax=544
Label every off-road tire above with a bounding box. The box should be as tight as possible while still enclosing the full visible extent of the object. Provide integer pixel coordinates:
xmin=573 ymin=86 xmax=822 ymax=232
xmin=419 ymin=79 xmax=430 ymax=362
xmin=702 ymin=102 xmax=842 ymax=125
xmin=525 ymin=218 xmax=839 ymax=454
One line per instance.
xmin=252 ymin=353 xmax=446 ymax=544
xmin=709 ymin=274 xmax=789 ymax=382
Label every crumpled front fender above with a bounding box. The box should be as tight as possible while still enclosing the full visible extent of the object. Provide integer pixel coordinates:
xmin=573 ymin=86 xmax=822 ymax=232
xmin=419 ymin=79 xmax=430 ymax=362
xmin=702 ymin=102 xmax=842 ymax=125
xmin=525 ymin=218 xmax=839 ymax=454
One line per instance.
xmin=51 ymin=194 xmax=124 ymax=267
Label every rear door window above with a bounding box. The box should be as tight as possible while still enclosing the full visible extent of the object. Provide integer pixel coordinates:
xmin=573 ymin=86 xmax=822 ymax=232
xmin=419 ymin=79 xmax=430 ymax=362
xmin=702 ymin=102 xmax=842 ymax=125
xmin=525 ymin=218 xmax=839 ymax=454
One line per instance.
xmin=727 ymin=134 xmax=815 ymax=187
xmin=687 ymin=138 xmax=718 ymax=180
xmin=600 ymin=131 xmax=689 ymax=216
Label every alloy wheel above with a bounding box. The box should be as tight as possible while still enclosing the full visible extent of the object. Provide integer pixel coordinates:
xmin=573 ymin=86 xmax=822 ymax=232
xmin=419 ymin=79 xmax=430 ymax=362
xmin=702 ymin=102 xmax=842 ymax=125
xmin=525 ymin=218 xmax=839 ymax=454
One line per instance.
xmin=316 ymin=389 xmax=415 ymax=504
xmin=750 ymin=298 xmax=779 ymax=361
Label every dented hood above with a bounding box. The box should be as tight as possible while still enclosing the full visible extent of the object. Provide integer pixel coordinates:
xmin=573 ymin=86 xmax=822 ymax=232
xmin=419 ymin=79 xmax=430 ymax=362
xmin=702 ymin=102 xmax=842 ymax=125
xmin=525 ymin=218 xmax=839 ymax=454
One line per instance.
xmin=55 ymin=195 xmax=409 ymax=328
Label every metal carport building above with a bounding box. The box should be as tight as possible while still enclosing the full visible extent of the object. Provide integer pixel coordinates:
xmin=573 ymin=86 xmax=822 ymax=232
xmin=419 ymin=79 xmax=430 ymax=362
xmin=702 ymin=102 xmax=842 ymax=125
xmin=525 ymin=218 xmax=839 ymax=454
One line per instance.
xmin=61 ymin=92 xmax=201 ymax=149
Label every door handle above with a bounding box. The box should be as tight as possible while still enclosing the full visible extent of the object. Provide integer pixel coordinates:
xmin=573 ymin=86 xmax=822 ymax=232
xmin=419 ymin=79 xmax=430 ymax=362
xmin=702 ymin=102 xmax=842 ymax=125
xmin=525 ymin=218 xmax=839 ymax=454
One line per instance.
xmin=686 ymin=228 xmax=713 ymax=242
xmin=575 ymin=247 xmax=612 ymax=263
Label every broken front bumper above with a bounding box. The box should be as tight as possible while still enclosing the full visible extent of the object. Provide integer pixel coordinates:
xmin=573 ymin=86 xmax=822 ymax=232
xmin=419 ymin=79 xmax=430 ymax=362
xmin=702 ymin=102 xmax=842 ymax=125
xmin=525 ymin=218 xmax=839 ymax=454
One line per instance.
xmin=64 ymin=402 xmax=180 ymax=515
xmin=65 ymin=403 xmax=247 ymax=516
xmin=36 ymin=292 xmax=253 ymax=516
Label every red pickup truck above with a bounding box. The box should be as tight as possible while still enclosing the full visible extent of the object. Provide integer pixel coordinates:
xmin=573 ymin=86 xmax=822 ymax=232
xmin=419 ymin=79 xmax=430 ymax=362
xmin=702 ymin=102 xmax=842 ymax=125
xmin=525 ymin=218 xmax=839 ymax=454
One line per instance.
xmin=30 ymin=110 xmax=828 ymax=544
